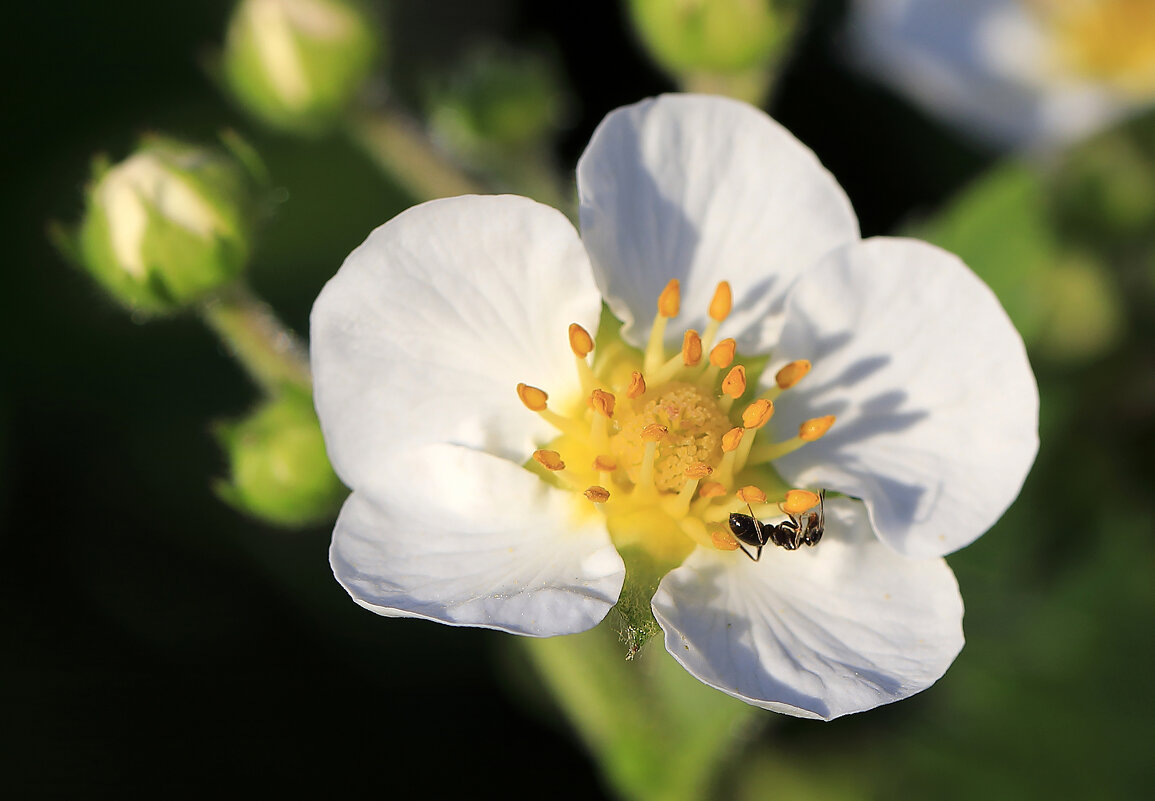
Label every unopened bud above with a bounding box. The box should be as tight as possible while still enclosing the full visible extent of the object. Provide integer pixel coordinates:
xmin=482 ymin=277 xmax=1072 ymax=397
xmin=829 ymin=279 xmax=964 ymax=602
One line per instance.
xmin=223 ymin=0 xmax=379 ymax=134
xmin=70 ymin=137 xmax=257 ymax=315
xmin=214 ymin=392 xmax=346 ymax=527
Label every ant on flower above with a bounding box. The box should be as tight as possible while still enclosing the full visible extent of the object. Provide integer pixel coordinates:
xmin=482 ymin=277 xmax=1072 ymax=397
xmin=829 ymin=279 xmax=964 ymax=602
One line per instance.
xmin=727 ymin=490 xmax=826 ymax=562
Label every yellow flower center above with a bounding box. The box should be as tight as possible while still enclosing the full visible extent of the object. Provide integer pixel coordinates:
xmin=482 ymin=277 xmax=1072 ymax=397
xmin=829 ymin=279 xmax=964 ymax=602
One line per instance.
xmin=1026 ymin=0 xmax=1155 ymax=95
xmin=517 ymin=279 xmax=833 ymax=564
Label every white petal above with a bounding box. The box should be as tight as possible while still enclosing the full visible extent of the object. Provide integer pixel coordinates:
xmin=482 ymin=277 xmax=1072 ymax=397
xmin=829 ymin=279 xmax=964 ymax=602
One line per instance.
xmin=652 ymin=498 xmax=963 ymax=720
xmin=845 ymin=0 xmax=1129 ymax=150
xmin=767 ymin=237 xmax=1038 ymax=558
xmin=330 ymin=443 xmax=625 ymax=637
xmin=577 ymin=94 xmax=858 ymax=352
xmin=310 ymin=194 xmax=602 ymax=493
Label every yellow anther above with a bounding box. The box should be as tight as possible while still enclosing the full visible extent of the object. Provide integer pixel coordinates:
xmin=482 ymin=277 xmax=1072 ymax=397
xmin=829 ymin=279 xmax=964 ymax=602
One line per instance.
xmin=516 ymin=383 xmax=548 ymax=412
xmin=685 ymin=462 xmax=713 ymax=479
xmin=568 ymin=323 xmax=594 ymax=358
xmin=721 ymin=426 xmax=744 ymax=452
xmin=590 ymin=389 xmax=616 ymax=418
xmin=722 ymin=365 xmax=747 ymax=399
xmin=699 ymin=481 xmax=727 ymax=498
xmin=742 ymin=399 xmax=774 ymax=429
xmin=593 ymin=455 xmax=618 ymax=472
xmin=737 ymin=485 xmax=767 ymax=504
xmin=709 ymin=338 xmax=736 ymax=368
xmin=799 ymin=415 xmax=836 ymax=441
xmin=641 ymin=423 xmax=668 ymax=443
xmin=711 ymin=530 xmax=740 ymax=551
xmin=708 ymin=281 xmax=732 ymax=322
xmin=584 ymin=486 xmax=611 ymax=503
xmin=682 ymin=330 xmax=703 ymax=366
xmin=776 ymin=360 xmax=812 ymax=390
xmin=627 ymin=371 xmax=647 ymax=399
xmin=658 ymin=279 xmax=681 ymax=318
xmin=780 ymin=489 xmax=820 ymax=515
xmin=533 ymin=450 xmax=566 ymax=471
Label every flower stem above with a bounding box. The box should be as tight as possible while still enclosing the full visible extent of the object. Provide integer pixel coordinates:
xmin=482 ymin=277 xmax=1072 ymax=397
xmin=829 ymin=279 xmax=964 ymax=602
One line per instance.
xmin=345 ymin=105 xmax=488 ymax=200
xmin=199 ymin=283 xmax=312 ymax=396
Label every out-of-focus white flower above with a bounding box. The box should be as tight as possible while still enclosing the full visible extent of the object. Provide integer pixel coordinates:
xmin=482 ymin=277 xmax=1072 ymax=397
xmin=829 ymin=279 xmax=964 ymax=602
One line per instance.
xmin=846 ymin=0 xmax=1155 ymax=149
xmin=311 ymin=95 xmax=1039 ymax=719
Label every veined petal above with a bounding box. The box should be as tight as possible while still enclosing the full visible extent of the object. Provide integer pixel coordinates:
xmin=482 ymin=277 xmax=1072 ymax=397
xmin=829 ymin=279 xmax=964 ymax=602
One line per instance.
xmin=577 ymin=94 xmax=859 ymax=352
xmin=652 ymin=498 xmax=963 ymax=720
xmin=768 ymin=237 xmax=1039 ymax=558
xmin=311 ymin=194 xmax=602 ymax=493
xmin=331 ymin=443 xmax=626 ymax=637
xmin=845 ymin=0 xmax=1126 ymax=149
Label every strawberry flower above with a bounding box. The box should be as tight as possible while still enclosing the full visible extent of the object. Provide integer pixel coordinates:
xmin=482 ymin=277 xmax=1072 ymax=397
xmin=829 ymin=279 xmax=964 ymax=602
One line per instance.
xmin=311 ymin=94 xmax=1038 ymax=719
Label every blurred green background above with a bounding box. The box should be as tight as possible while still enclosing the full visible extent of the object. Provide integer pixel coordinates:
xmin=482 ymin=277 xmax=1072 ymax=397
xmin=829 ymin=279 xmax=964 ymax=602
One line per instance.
xmin=4 ymin=1 xmax=1154 ymax=798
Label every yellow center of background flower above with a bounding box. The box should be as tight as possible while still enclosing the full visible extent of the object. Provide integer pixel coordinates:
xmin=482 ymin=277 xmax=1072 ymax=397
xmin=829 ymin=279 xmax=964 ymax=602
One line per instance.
xmin=1027 ymin=0 xmax=1155 ymax=95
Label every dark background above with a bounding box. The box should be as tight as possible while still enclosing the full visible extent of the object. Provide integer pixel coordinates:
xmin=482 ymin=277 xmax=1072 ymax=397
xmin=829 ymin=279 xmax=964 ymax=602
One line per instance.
xmin=4 ymin=1 xmax=1152 ymax=798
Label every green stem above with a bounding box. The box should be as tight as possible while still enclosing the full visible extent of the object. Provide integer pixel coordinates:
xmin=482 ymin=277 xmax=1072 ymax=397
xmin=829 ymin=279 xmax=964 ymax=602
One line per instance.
xmin=346 ymin=105 xmax=489 ymax=200
xmin=520 ymin=620 xmax=762 ymax=801
xmin=199 ymin=283 xmax=312 ymax=396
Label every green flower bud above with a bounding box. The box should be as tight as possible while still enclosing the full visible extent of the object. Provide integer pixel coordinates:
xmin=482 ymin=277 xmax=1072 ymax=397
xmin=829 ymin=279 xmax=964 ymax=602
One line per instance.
xmin=428 ymin=48 xmax=566 ymax=158
xmin=214 ymin=393 xmax=346 ymax=527
xmin=223 ymin=0 xmax=379 ymax=135
xmin=74 ymin=137 xmax=256 ymax=315
xmin=626 ymin=0 xmax=801 ymax=75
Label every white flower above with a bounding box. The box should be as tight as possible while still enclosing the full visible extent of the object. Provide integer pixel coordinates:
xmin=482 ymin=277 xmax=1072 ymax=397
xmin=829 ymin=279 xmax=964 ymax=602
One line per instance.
xmin=311 ymin=94 xmax=1038 ymax=719
xmin=845 ymin=0 xmax=1155 ymax=149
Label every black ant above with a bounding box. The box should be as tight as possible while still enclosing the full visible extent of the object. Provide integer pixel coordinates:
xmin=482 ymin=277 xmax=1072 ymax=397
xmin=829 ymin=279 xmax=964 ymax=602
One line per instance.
xmin=727 ymin=490 xmax=825 ymax=562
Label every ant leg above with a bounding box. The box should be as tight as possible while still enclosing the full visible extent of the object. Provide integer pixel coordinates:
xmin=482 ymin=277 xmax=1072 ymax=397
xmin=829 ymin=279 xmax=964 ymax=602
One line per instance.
xmin=737 ymin=541 xmax=762 ymax=562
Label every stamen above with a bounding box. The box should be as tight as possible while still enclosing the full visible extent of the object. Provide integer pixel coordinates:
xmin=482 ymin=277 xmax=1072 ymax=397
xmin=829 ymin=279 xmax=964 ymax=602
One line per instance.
xmin=720 ymin=365 xmax=747 ymax=411
xmin=516 ymin=383 xmax=548 ymax=411
xmin=708 ymin=281 xmax=732 ymax=322
xmin=533 ymin=450 xmax=566 ymax=471
xmin=637 ymin=424 xmax=668 ymax=494
xmin=721 ymin=427 xmax=744 ymax=452
xmin=702 ymin=281 xmax=732 ymax=352
xmin=641 ymin=423 xmax=668 ymax=443
xmin=627 ymin=371 xmax=646 ymax=399
xmin=684 ymin=462 xmax=714 ymax=480
xmin=568 ymin=323 xmax=598 ymax=393
xmin=698 ymin=481 xmax=727 ymax=498
xmin=732 ymin=398 xmax=774 ymax=473
xmin=644 ymin=279 xmax=681 ymax=375
xmin=716 ymin=426 xmax=744 ymax=488
xmin=800 ymin=415 xmax=836 ymax=441
xmin=722 ymin=365 xmax=747 ymax=398
xmin=742 ymin=399 xmax=774 ymax=430
xmin=589 ymin=389 xmax=616 ymax=418
xmin=518 ymin=382 xmax=583 ymax=436
xmin=593 ymin=455 xmax=617 ymax=472
xmin=584 ymin=486 xmax=611 ymax=503
xmin=569 ymin=323 xmax=594 ymax=357
xmin=658 ymin=279 xmax=681 ymax=318
xmin=709 ymin=339 xmax=736 ymax=369
xmin=682 ymin=330 xmax=703 ymax=366
xmin=664 ymin=463 xmax=713 ymax=518
xmin=776 ymin=360 xmax=811 ymax=389
xmin=736 ymin=485 xmax=767 ymax=505
xmin=711 ymin=530 xmax=740 ymax=551
xmin=780 ymin=489 xmax=819 ymax=515
xmin=747 ymin=415 xmax=837 ymax=463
